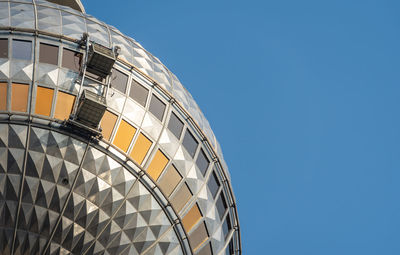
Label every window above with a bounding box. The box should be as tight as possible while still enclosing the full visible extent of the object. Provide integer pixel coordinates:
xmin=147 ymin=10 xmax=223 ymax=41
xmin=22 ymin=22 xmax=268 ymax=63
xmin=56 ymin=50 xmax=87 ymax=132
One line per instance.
xmin=39 ymin=43 xmax=58 ymax=65
xmin=189 ymin=222 xmax=209 ymax=251
xmin=170 ymin=183 xmax=192 ymax=212
xmin=182 ymin=129 xmax=198 ymax=157
xmin=207 ymin=171 xmax=220 ymax=199
xmin=168 ymin=112 xmax=184 ymax=139
xmin=54 ymin=91 xmax=75 ymax=120
xmin=129 ymin=79 xmax=148 ymax=107
xmin=158 ymin=164 xmax=182 ymax=197
xmin=0 ymin=39 xmax=8 ymax=58
xmin=149 ymin=94 xmax=166 ymax=121
xmin=0 ymin=83 xmax=7 ymax=110
xmin=12 ymin=40 xmax=32 ymax=60
xmin=196 ymin=149 xmax=209 ymax=176
xmin=197 ymin=243 xmax=212 ymax=255
xmin=62 ymin=48 xmax=81 ymax=72
xmin=130 ymin=132 xmax=152 ymax=165
xmin=111 ymin=69 xmax=128 ymax=94
xmin=113 ymin=120 xmax=136 ymax=152
xmin=216 ymin=193 xmax=227 ymax=220
xmin=11 ymin=83 xmax=29 ymax=112
xmin=146 ymin=149 xmax=169 ymax=181
xmin=182 ymin=203 xmax=202 ymax=232
xmin=35 ymin=86 xmax=54 ymax=116
xmin=222 ymin=214 xmax=232 ymax=240
xmin=100 ymin=110 xmax=118 ymax=141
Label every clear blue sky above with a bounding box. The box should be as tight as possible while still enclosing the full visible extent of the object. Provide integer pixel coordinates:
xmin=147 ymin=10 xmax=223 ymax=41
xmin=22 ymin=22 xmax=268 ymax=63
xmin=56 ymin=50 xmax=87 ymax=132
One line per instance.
xmin=87 ymin=1 xmax=400 ymax=254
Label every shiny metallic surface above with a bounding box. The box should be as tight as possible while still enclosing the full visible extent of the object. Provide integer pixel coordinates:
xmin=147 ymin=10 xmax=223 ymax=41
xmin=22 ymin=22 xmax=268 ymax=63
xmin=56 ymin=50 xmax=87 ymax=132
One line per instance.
xmin=0 ymin=1 xmax=241 ymax=254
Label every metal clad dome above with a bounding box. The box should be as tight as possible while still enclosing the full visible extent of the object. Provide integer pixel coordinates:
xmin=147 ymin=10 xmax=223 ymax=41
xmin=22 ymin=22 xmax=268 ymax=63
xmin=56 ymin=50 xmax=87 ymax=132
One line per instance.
xmin=0 ymin=1 xmax=241 ymax=254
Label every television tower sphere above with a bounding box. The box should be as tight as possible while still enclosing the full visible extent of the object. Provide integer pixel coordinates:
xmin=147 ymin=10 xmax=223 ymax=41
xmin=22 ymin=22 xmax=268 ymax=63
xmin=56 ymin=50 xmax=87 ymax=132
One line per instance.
xmin=0 ymin=1 xmax=241 ymax=254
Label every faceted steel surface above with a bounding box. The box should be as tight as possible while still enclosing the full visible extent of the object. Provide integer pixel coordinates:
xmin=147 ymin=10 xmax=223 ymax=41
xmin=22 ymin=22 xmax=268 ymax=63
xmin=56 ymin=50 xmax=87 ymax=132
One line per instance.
xmin=0 ymin=124 xmax=182 ymax=255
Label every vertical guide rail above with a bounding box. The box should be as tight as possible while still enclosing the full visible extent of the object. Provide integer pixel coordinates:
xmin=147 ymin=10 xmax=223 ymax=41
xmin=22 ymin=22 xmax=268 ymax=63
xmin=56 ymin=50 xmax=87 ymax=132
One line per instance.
xmin=103 ymin=67 xmax=112 ymax=100
xmin=71 ymin=33 xmax=90 ymax=120
xmin=103 ymin=46 xmax=121 ymax=99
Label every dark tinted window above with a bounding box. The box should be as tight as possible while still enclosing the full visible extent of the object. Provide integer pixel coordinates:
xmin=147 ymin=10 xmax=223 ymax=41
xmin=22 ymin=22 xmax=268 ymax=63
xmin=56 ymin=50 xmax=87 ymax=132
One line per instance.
xmin=182 ymin=129 xmax=198 ymax=157
xmin=12 ymin=40 xmax=31 ymax=60
xmin=149 ymin=94 xmax=166 ymax=121
xmin=0 ymin=39 xmax=7 ymax=58
xmin=207 ymin=171 xmax=220 ymax=198
xmin=111 ymin=69 xmax=128 ymax=94
xmin=62 ymin=48 xmax=81 ymax=72
xmin=196 ymin=149 xmax=210 ymax=176
xmin=216 ymin=193 xmax=227 ymax=220
xmin=222 ymin=214 xmax=231 ymax=240
xmin=168 ymin=112 xmax=184 ymax=139
xmin=129 ymin=79 xmax=148 ymax=107
xmin=39 ymin=43 xmax=58 ymax=65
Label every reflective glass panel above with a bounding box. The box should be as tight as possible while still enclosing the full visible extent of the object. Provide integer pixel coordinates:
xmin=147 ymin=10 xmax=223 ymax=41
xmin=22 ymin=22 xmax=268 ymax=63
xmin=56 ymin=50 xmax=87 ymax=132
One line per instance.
xmin=189 ymin=222 xmax=209 ymax=251
xmin=216 ymin=193 xmax=227 ymax=220
xmin=197 ymin=243 xmax=212 ymax=255
xmin=182 ymin=129 xmax=198 ymax=157
xmin=0 ymin=39 xmax=7 ymax=58
xmin=0 ymin=83 xmax=7 ymax=110
xmin=222 ymin=214 xmax=231 ymax=240
xmin=39 ymin=43 xmax=58 ymax=65
xmin=111 ymin=69 xmax=128 ymax=94
xmin=158 ymin=164 xmax=182 ymax=197
xmin=54 ymin=91 xmax=75 ymax=120
xmin=182 ymin=203 xmax=202 ymax=232
xmin=11 ymin=83 xmax=28 ymax=112
xmin=170 ymin=183 xmax=192 ymax=212
xmin=100 ymin=110 xmax=118 ymax=141
xmin=207 ymin=171 xmax=220 ymax=199
xmin=113 ymin=120 xmax=136 ymax=152
xmin=62 ymin=48 xmax=81 ymax=72
xmin=147 ymin=150 xmax=169 ymax=180
xmin=35 ymin=86 xmax=53 ymax=116
xmin=12 ymin=40 xmax=32 ymax=60
xmin=129 ymin=79 xmax=148 ymax=107
xmin=130 ymin=132 xmax=152 ymax=165
xmin=149 ymin=94 xmax=165 ymax=121
xmin=168 ymin=112 xmax=184 ymax=139
xmin=196 ymin=149 xmax=209 ymax=176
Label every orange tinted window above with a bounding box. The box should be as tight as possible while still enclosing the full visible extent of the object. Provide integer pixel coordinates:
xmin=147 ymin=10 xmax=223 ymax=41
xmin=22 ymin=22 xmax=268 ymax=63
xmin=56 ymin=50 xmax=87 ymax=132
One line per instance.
xmin=35 ymin=86 xmax=53 ymax=116
xmin=11 ymin=83 xmax=28 ymax=112
xmin=182 ymin=204 xmax=202 ymax=232
xmin=113 ymin=120 xmax=136 ymax=152
xmin=54 ymin=91 xmax=75 ymax=120
xmin=100 ymin=110 xmax=118 ymax=140
xmin=146 ymin=150 xmax=169 ymax=181
xmin=130 ymin=133 xmax=152 ymax=165
xmin=0 ymin=82 xmax=6 ymax=110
